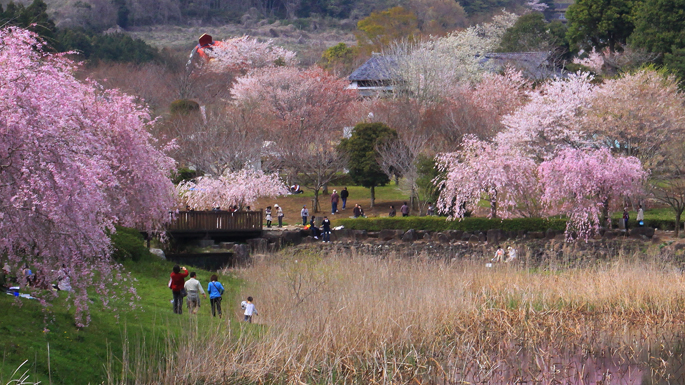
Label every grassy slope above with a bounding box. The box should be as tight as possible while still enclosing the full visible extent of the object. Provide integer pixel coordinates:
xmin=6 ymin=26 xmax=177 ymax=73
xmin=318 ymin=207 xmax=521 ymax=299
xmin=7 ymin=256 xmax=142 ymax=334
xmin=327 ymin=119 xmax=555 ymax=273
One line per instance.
xmin=0 ymin=251 xmax=241 ymax=385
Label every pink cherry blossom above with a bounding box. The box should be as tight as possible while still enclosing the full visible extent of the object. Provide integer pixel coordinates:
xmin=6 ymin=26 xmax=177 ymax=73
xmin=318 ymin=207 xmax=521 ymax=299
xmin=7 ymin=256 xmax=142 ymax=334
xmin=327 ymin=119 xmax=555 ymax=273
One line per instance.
xmin=177 ymin=169 xmax=288 ymax=210
xmin=0 ymin=27 xmax=176 ymax=326
xmin=200 ymin=35 xmax=297 ymax=74
xmin=436 ymin=136 xmax=539 ymax=219
xmin=538 ymin=148 xmax=646 ymax=240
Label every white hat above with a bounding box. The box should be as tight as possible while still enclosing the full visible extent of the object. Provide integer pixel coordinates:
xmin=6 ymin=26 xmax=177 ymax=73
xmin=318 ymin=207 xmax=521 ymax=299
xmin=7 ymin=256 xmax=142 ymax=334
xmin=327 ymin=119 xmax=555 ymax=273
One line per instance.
xmin=274 ymin=204 xmax=279 ymax=207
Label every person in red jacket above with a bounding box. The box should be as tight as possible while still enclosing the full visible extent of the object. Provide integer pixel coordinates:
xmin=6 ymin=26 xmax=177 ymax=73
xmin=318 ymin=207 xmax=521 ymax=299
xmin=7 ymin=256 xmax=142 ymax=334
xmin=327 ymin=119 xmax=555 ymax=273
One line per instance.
xmin=170 ymin=265 xmax=189 ymax=314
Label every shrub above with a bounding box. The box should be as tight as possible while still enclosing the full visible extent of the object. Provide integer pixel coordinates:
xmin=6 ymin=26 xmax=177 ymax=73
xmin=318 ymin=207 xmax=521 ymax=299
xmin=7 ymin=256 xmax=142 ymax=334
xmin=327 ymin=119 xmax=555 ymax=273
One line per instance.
xmin=111 ymin=226 xmax=150 ymax=261
xmin=338 ymin=217 xmax=567 ymax=232
xmin=170 ymin=99 xmax=200 ymax=115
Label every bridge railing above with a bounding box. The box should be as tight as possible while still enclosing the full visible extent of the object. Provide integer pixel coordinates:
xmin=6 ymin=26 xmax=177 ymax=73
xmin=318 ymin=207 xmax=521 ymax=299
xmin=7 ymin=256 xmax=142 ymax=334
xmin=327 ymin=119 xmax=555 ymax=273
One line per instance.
xmin=167 ymin=210 xmax=263 ymax=232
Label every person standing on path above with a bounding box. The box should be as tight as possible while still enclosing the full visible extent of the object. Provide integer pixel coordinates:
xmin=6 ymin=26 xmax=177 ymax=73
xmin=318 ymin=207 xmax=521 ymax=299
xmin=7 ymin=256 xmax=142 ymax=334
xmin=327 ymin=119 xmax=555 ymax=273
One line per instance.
xmin=331 ymin=190 xmax=340 ymax=214
xmin=265 ymin=206 xmax=272 ymax=228
xmin=301 ymin=205 xmax=309 ymax=226
xmin=207 ymin=274 xmax=224 ymax=318
xmin=637 ymin=204 xmax=645 ymax=226
xmin=169 ymin=265 xmax=188 ymax=315
xmin=340 ymin=187 xmax=349 ymax=210
xmin=275 ymin=204 xmax=284 ymax=227
xmin=322 ymin=216 xmax=332 ymax=243
xmin=400 ymin=202 xmax=409 ymax=217
xmin=623 ymin=208 xmax=629 ymax=231
xmin=185 ymin=271 xmax=206 ymax=314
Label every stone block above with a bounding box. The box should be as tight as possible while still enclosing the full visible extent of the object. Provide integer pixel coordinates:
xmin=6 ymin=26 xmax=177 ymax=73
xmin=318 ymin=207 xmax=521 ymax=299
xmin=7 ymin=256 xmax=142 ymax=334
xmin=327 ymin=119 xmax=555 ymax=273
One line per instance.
xmin=379 ymin=229 xmax=402 ymax=241
xmin=402 ymin=229 xmax=418 ymax=242
xmin=629 ymin=227 xmax=655 ymax=239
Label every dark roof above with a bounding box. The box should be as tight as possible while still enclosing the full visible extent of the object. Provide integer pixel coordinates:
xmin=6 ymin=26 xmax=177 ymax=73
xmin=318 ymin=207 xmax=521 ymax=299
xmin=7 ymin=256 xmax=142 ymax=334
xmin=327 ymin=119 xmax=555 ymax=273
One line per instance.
xmin=348 ymin=55 xmax=399 ymax=82
xmin=479 ymin=52 xmax=563 ymax=79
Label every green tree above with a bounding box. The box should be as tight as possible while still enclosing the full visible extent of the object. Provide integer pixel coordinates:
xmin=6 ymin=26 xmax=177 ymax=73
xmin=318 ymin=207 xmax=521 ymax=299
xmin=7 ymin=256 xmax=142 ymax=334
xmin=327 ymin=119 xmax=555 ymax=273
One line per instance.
xmin=630 ymin=0 xmax=685 ymax=56
xmin=566 ymin=0 xmax=638 ymax=53
xmin=356 ymin=6 xmax=419 ymax=55
xmin=664 ymin=48 xmax=685 ymax=84
xmin=498 ymin=12 xmax=568 ymax=53
xmin=320 ymin=42 xmax=358 ymax=75
xmin=338 ymin=123 xmax=398 ymax=207
xmin=0 ymin=0 xmax=57 ymax=46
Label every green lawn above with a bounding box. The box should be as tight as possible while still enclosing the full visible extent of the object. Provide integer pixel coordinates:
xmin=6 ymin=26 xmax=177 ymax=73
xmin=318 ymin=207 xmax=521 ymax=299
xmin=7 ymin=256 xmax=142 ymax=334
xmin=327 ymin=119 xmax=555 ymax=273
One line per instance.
xmin=0 ymin=250 xmax=243 ymax=384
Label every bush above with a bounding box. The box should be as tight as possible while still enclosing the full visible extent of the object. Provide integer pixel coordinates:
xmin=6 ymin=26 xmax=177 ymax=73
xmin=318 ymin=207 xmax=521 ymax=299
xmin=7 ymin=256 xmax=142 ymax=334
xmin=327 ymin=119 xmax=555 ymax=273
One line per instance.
xmin=111 ymin=226 xmax=150 ymax=261
xmin=338 ymin=217 xmax=568 ymax=232
xmin=170 ymin=99 xmax=200 ymax=115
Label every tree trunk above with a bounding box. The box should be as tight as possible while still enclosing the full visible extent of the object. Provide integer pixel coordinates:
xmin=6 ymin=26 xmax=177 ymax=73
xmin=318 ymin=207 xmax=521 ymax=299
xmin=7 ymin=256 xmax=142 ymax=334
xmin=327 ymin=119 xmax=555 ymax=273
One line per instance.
xmin=322 ymin=184 xmax=328 ymax=195
xmin=676 ymin=211 xmax=682 ymax=238
xmin=313 ymin=189 xmax=320 ymax=213
xmin=370 ymin=186 xmax=376 ymax=208
xmin=601 ymin=198 xmax=610 ymax=226
xmin=490 ymin=198 xmax=497 ymax=219
xmin=395 ymin=174 xmax=400 ymax=185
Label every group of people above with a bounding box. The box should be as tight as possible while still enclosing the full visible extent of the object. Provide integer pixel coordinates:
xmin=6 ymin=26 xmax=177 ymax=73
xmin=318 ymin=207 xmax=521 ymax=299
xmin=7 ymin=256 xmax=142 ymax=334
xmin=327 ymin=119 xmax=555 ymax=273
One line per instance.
xmin=491 ymin=246 xmax=517 ymax=263
xmin=265 ymin=204 xmax=284 ymax=228
xmin=308 ymin=215 xmax=332 ymax=242
xmin=169 ymin=265 xmax=256 ymax=320
xmin=330 ymin=187 xmax=349 ymax=214
xmin=0 ymin=263 xmax=71 ymax=292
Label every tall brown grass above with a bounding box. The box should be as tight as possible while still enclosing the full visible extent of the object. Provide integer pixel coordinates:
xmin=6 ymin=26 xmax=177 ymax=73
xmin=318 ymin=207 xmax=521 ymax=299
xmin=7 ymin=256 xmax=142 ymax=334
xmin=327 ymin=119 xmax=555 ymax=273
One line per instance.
xmin=109 ymin=247 xmax=685 ymax=384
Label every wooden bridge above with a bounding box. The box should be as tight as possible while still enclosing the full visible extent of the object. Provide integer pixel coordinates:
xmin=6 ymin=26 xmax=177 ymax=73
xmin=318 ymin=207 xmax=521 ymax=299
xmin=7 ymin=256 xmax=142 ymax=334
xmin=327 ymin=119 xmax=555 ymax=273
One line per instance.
xmin=166 ymin=210 xmax=263 ymax=238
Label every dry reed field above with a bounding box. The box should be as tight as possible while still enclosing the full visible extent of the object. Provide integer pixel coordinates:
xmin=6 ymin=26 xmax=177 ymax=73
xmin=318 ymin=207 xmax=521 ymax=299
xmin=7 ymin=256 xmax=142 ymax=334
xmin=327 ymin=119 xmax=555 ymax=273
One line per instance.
xmin=110 ymin=247 xmax=685 ymax=384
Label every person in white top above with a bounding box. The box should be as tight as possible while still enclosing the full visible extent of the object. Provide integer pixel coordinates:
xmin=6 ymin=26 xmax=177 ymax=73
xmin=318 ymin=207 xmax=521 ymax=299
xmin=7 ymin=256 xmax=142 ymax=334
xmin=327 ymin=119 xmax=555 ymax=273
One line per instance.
xmin=506 ymin=247 xmax=517 ymax=262
xmin=637 ymin=204 xmax=645 ymax=226
xmin=184 ymin=272 xmax=206 ymax=314
xmin=242 ymin=296 xmax=258 ymax=323
xmin=492 ymin=247 xmax=505 ymax=262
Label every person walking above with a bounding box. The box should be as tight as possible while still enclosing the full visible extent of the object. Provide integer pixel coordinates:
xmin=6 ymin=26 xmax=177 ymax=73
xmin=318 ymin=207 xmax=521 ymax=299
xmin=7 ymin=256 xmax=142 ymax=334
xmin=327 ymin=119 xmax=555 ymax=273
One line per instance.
xmin=265 ymin=206 xmax=272 ymax=228
xmin=623 ymin=208 xmax=629 ymax=231
xmin=242 ymin=296 xmax=258 ymax=323
xmin=389 ymin=205 xmax=396 ymax=217
xmin=322 ymin=216 xmax=332 ymax=243
xmin=184 ymin=271 xmax=206 ymax=314
xmin=637 ymin=204 xmax=645 ymax=227
xmin=331 ymin=190 xmax=340 ymax=214
xmin=275 ymin=204 xmax=284 ymax=227
xmin=301 ymin=205 xmax=309 ymax=226
xmin=400 ymin=202 xmax=409 ymax=217
xmin=169 ymin=265 xmax=188 ymax=314
xmin=207 ymin=274 xmax=224 ymax=318
xmin=340 ymin=187 xmax=349 ymax=210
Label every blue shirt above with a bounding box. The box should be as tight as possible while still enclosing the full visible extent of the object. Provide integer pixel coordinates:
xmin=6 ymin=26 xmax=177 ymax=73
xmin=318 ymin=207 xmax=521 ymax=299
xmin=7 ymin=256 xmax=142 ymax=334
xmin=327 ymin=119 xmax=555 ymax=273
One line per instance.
xmin=207 ymin=281 xmax=224 ymax=299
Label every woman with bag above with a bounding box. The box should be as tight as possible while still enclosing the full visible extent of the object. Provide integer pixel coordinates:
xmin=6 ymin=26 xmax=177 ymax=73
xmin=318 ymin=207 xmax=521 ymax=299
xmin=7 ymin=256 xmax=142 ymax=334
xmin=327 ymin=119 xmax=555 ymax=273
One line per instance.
xmin=169 ymin=265 xmax=188 ymax=314
xmin=207 ymin=274 xmax=225 ymax=318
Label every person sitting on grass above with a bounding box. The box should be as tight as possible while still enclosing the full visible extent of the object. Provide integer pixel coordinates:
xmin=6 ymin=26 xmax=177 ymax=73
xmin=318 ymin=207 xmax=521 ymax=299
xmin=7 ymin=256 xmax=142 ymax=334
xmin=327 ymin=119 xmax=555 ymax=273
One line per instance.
xmin=310 ymin=216 xmax=319 ymax=239
xmin=353 ymin=204 xmax=361 ymax=218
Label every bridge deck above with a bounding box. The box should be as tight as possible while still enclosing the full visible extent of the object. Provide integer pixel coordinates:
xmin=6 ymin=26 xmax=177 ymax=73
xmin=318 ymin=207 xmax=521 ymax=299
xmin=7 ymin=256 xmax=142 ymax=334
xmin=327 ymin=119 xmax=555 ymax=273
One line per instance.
xmin=167 ymin=211 xmax=263 ymax=234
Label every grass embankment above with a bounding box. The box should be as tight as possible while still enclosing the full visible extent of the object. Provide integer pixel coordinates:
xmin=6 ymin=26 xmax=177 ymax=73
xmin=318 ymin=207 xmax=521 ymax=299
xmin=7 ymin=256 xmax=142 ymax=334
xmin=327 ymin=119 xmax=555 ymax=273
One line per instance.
xmin=126 ymin=246 xmax=685 ymax=383
xmin=0 ymin=239 xmax=242 ymax=385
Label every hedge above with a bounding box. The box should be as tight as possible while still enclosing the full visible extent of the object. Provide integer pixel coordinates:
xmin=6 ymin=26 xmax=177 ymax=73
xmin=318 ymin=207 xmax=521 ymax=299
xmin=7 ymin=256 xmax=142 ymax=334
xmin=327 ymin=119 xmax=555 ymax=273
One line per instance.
xmin=339 ymin=216 xmax=682 ymax=233
xmin=111 ymin=226 xmax=151 ymax=261
xmin=337 ymin=217 xmax=568 ymax=232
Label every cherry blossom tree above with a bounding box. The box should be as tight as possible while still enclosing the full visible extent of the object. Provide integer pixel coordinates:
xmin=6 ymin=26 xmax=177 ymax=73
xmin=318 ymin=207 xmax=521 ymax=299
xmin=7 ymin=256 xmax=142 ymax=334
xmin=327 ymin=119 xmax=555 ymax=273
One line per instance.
xmin=388 ymin=12 xmax=519 ymax=102
xmin=232 ymin=66 xmax=357 ymax=211
xmin=198 ymin=35 xmax=297 ymax=74
xmin=155 ymin=105 xmax=266 ymax=176
xmin=581 ymin=69 xmax=685 ymax=169
xmin=435 ymin=136 xmax=539 ymax=219
xmin=0 ymin=27 xmax=176 ymax=326
xmin=538 ymin=148 xmax=646 ymax=239
xmin=496 ymin=72 xmax=595 ymax=160
xmin=177 ymin=169 xmax=288 ymax=210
